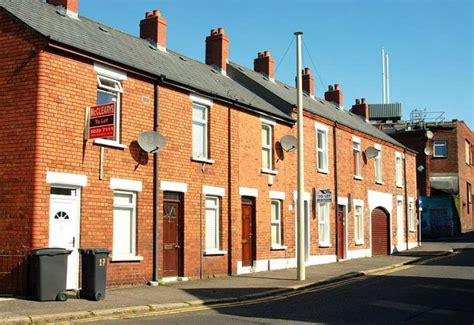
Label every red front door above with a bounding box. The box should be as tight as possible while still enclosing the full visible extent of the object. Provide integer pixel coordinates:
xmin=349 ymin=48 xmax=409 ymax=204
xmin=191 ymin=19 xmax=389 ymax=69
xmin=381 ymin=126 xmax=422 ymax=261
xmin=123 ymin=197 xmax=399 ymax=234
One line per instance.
xmin=241 ymin=198 xmax=255 ymax=267
xmin=337 ymin=205 xmax=345 ymax=260
xmin=163 ymin=195 xmax=182 ymax=277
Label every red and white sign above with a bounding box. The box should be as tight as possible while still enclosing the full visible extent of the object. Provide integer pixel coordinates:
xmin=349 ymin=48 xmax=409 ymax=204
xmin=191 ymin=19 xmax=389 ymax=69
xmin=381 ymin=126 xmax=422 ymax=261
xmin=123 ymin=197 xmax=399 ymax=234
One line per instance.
xmin=87 ymin=102 xmax=115 ymax=140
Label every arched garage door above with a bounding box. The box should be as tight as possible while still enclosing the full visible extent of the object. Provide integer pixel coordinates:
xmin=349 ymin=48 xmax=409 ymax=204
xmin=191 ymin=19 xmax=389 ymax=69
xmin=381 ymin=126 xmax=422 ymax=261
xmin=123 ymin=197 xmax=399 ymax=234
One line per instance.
xmin=371 ymin=208 xmax=390 ymax=256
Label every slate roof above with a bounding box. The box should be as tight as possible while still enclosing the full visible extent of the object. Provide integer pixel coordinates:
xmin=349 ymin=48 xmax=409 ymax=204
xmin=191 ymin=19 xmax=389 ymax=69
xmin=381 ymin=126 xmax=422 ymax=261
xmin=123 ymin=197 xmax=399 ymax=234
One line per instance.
xmin=1 ymin=0 xmax=408 ymax=148
xmin=0 ymin=0 xmax=292 ymax=122
xmin=227 ymin=62 xmax=407 ymax=148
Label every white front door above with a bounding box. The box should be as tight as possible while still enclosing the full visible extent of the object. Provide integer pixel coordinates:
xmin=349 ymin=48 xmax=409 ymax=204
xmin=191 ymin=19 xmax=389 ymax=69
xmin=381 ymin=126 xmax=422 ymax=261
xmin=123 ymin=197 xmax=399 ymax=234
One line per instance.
xmin=397 ymin=199 xmax=404 ymax=247
xmin=49 ymin=187 xmax=80 ymax=290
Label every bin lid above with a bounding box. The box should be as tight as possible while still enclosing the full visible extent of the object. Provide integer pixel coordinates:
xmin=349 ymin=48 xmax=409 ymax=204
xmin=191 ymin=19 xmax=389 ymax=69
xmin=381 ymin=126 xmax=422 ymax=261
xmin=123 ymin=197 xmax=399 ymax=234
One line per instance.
xmin=80 ymin=248 xmax=111 ymax=255
xmin=32 ymin=247 xmax=72 ymax=256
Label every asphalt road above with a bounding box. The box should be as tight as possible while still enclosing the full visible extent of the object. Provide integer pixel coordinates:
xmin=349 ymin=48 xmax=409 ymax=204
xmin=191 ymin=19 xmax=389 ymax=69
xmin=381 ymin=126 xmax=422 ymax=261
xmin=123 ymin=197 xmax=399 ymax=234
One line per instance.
xmin=96 ymin=247 xmax=474 ymax=324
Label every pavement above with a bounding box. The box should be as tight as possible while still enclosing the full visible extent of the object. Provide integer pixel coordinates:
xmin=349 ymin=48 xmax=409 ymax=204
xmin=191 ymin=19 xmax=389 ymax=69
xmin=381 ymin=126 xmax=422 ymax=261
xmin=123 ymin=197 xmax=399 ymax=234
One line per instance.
xmin=0 ymin=240 xmax=461 ymax=324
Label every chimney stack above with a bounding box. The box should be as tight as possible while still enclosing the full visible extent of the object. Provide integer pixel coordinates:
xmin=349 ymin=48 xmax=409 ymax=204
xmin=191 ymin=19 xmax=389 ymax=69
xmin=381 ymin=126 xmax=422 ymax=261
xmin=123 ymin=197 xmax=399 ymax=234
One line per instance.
xmin=324 ymin=84 xmax=344 ymax=109
xmin=140 ymin=10 xmax=167 ymax=49
xmin=351 ymin=98 xmax=370 ymax=121
xmin=47 ymin=0 xmax=78 ymax=18
xmin=302 ymin=67 xmax=314 ymax=97
xmin=254 ymin=51 xmax=274 ymax=80
xmin=206 ymin=28 xmax=229 ymax=73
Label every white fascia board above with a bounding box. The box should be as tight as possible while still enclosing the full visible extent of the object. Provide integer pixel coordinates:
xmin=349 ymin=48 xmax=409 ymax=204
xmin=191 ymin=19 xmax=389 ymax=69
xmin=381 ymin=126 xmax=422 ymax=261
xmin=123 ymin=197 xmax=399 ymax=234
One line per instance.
xmin=190 ymin=93 xmax=213 ymax=107
xmin=269 ymin=191 xmax=285 ymax=200
xmin=203 ymin=185 xmax=225 ymax=197
xmin=161 ymin=181 xmax=188 ymax=193
xmin=94 ymin=62 xmax=127 ymax=81
xmin=239 ymin=187 xmax=258 ymax=197
xmin=46 ymin=171 xmax=87 ymax=187
xmin=110 ymin=178 xmax=143 ymax=192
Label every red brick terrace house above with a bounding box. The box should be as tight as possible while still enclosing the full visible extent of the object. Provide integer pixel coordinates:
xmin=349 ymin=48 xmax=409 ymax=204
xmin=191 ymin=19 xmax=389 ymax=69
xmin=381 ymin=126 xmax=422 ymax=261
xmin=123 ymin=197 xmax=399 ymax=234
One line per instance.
xmin=0 ymin=0 xmax=418 ymax=295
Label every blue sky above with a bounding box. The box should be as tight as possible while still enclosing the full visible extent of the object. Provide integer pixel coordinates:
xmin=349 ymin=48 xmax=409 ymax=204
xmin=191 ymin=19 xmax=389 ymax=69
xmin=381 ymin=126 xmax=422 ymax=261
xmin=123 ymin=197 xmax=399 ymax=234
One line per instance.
xmin=80 ymin=0 xmax=473 ymax=128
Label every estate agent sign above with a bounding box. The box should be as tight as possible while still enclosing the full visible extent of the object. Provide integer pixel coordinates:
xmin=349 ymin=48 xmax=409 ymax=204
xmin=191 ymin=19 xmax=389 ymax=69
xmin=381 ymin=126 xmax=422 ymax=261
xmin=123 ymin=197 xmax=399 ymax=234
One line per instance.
xmin=85 ymin=103 xmax=115 ymax=140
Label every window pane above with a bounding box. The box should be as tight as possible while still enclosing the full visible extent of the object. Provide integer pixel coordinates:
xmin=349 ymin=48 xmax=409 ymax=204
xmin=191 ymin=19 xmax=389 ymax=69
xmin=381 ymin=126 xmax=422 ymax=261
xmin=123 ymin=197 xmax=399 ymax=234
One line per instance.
xmin=262 ymin=125 xmax=270 ymax=145
xmin=193 ymin=122 xmax=206 ymax=157
xmin=114 ymin=193 xmax=133 ymax=205
xmin=318 ymin=151 xmax=324 ymax=169
xmin=317 ymin=130 xmax=324 ymax=149
xmin=262 ymin=148 xmax=270 ymax=169
xmin=434 ymin=142 xmax=447 ymax=157
xmin=97 ymin=90 xmax=117 ymax=105
xmin=205 ymin=206 xmax=218 ymax=250
xmin=271 ymin=201 xmax=280 ymax=222
xmin=113 ymin=207 xmax=133 ymax=255
xmin=192 ymin=104 xmax=206 ymax=121
xmin=354 ymin=150 xmax=361 ymax=176
xmin=271 ymin=224 xmax=280 ymax=245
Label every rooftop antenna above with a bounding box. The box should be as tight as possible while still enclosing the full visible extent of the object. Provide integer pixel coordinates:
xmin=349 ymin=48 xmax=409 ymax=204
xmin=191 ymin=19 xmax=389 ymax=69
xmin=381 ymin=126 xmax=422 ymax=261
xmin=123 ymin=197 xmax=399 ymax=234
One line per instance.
xmin=381 ymin=48 xmax=390 ymax=104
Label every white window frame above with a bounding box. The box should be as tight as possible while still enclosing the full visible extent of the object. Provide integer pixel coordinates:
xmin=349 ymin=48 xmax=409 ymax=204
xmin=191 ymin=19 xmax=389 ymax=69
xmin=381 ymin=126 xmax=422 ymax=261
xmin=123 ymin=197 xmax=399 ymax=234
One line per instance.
xmin=395 ymin=152 xmax=403 ymax=188
xmin=353 ymin=199 xmax=364 ymax=245
xmin=192 ymin=103 xmax=209 ymax=160
xmin=316 ymin=123 xmax=329 ymax=173
xmin=433 ymin=140 xmax=447 ymax=158
xmin=374 ymin=144 xmax=383 ymax=184
xmin=271 ymin=200 xmax=283 ymax=247
xmin=408 ymin=198 xmax=416 ymax=232
xmin=96 ymin=75 xmax=122 ymax=145
xmin=261 ymin=123 xmax=273 ymax=170
xmin=112 ymin=191 xmax=142 ymax=261
xmin=353 ymin=140 xmax=362 ymax=179
xmin=465 ymin=140 xmax=472 ymax=165
xmin=317 ymin=202 xmax=330 ymax=247
xmin=205 ymin=195 xmax=221 ymax=254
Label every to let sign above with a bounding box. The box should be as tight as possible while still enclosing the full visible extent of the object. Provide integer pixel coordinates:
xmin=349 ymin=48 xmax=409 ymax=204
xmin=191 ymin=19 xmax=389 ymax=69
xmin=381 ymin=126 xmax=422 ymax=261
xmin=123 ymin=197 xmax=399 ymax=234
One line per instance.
xmin=88 ymin=103 xmax=115 ymax=140
xmin=316 ymin=189 xmax=332 ymax=203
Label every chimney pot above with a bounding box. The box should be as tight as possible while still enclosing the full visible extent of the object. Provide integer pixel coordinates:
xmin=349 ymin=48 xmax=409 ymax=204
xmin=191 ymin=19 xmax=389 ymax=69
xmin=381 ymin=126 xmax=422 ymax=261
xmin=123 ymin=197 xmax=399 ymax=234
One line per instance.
xmin=356 ymin=99 xmax=360 ymax=104
xmin=140 ymin=9 xmax=167 ymax=48
xmin=218 ymin=28 xmax=225 ymax=34
xmin=335 ymin=84 xmax=340 ymax=90
xmin=254 ymin=50 xmax=275 ymax=79
xmin=361 ymin=98 xmax=366 ymax=104
xmin=304 ymin=67 xmax=311 ymax=75
xmin=328 ymin=85 xmax=334 ymax=91
xmin=351 ymin=97 xmax=369 ymax=121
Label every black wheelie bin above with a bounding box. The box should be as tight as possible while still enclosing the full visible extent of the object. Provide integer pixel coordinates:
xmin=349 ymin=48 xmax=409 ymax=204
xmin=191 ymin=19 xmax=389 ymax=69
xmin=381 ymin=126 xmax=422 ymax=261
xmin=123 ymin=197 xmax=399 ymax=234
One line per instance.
xmin=79 ymin=248 xmax=110 ymax=301
xmin=30 ymin=248 xmax=71 ymax=301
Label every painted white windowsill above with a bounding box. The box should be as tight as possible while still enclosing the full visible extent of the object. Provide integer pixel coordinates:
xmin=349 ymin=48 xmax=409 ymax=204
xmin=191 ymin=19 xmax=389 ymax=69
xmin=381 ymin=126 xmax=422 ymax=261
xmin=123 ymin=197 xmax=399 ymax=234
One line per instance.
xmin=396 ymin=184 xmax=404 ymax=189
xmin=319 ymin=243 xmax=331 ymax=248
xmin=375 ymin=180 xmax=384 ymax=185
xmin=94 ymin=138 xmax=127 ymax=149
xmin=110 ymin=255 xmax=144 ymax=262
xmin=192 ymin=157 xmax=215 ymax=164
xmin=317 ymin=168 xmax=329 ymax=175
xmin=409 ymin=229 xmax=416 ymax=233
xmin=204 ymin=249 xmax=227 ymax=256
xmin=353 ymin=175 xmax=363 ymax=181
xmin=271 ymin=245 xmax=288 ymax=251
xmin=261 ymin=168 xmax=278 ymax=175
xmin=355 ymin=241 xmax=365 ymax=246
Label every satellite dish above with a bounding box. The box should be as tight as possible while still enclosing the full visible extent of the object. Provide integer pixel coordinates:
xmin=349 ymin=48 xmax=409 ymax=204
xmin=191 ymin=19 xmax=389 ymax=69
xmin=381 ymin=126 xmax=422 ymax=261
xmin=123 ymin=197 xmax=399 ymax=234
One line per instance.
xmin=424 ymin=147 xmax=433 ymax=156
xmin=426 ymin=130 xmax=434 ymax=139
xmin=280 ymin=135 xmax=297 ymax=152
xmin=365 ymin=147 xmax=378 ymax=159
xmin=138 ymin=131 xmax=166 ymax=153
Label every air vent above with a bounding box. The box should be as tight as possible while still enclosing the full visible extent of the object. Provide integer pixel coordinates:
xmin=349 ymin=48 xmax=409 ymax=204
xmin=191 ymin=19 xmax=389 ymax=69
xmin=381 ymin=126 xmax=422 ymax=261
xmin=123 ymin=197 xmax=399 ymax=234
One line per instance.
xmin=98 ymin=26 xmax=109 ymax=33
xmin=179 ymin=56 xmax=187 ymax=62
xmin=56 ymin=8 xmax=67 ymax=17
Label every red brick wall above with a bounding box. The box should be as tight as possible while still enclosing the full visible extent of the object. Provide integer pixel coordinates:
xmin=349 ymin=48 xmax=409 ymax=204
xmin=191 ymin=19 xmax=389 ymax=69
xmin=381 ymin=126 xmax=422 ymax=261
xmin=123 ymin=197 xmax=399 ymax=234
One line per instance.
xmin=0 ymin=10 xmax=45 ymax=257
xmin=456 ymin=122 xmax=474 ymax=231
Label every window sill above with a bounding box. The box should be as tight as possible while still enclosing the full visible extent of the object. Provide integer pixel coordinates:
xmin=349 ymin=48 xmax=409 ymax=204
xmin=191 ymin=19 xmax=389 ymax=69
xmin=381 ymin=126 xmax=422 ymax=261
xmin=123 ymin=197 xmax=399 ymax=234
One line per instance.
xmin=375 ymin=181 xmax=384 ymax=185
xmin=271 ymin=245 xmax=288 ymax=251
xmin=94 ymin=138 xmax=127 ymax=149
xmin=396 ymin=185 xmax=404 ymax=189
xmin=110 ymin=255 xmax=143 ymax=262
xmin=353 ymin=175 xmax=363 ymax=181
xmin=409 ymin=229 xmax=416 ymax=233
xmin=261 ymin=168 xmax=278 ymax=175
xmin=191 ymin=157 xmax=215 ymax=164
xmin=432 ymin=156 xmax=447 ymax=159
xmin=317 ymin=169 xmax=329 ymax=175
xmin=319 ymin=243 xmax=331 ymax=248
xmin=204 ymin=249 xmax=227 ymax=256
xmin=355 ymin=241 xmax=364 ymax=246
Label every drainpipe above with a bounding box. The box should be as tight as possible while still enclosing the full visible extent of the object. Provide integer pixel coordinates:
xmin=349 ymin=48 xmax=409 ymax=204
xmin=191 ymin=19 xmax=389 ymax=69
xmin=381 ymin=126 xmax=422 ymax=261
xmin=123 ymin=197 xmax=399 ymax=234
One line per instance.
xmin=152 ymin=80 xmax=161 ymax=282
xmin=403 ymin=149 xmax=409 ymax=251
xmin=333 ymin=122 xmax=340 ymax=260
